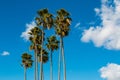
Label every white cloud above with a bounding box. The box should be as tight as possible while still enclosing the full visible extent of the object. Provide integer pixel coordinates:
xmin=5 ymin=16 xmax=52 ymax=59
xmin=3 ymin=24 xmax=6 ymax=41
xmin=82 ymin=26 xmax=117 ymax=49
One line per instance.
xmin=81 ymin=0 xmax=120 ymax=50
xmin=21 ymin=21 xmax=36 ymax=41
xmin=94 ymin=8 xmax=100 ymax=15
xmin=99 ymin=63 xmax=120 ymax=80
xmin=1 ymin=51 xmax=10 ymax=56
xmin=74 ymin=22 xmax=80 ymax=28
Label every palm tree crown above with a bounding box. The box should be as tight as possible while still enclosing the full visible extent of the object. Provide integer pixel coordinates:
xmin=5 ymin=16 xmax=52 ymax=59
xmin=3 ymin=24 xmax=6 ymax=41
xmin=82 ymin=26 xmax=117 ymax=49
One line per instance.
xmin=21 ymin=53 xmax=33 ymax=68
xmin=46 ymin=35 xmax=59 ymax=52
xmin=54 ymin=9 xmax=72 ymax=37
xmin=38 ymin=48 xmax=49 ymax=63
xmin=29 ymin=27 xmax=42 ymax=45
xmin=36 ymin=8 xmax=53 ymax=30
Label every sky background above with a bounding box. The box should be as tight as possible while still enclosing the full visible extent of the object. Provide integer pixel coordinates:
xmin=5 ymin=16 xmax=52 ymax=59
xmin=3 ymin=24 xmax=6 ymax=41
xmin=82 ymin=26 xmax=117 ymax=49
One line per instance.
xmin=0 ymin=0 xmax=120 ymax=80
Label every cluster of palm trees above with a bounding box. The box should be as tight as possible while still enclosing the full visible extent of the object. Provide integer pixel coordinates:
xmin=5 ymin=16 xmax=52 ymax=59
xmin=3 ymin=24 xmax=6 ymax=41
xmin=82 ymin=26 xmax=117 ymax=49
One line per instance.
xmin=21 ymin=8 xmax=71 ymax=80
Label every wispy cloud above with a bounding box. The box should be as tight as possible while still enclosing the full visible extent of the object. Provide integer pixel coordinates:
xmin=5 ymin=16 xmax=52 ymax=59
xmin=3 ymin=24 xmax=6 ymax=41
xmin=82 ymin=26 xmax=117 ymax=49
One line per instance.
xmin=99 ymin=63 xmax=120 ymax=80
xmin=94 ymin=8 xmax=100 ymax=15
xmin=81 ymin=0 xmax=120 ymax=50
xmin=1 ymin=51 xmax=10 ymax=56
xmin=21 ymin=21 xmax=36 ymax=41
xmin=74 ymin=22 xmax=80 ymax=28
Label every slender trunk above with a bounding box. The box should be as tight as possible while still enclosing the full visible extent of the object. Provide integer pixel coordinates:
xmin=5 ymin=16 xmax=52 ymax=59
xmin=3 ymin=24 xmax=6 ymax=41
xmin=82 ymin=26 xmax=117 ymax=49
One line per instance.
xmin=40 ymin=28 xmax=44 ymax=80
xmin=58 ymin=36 xmax=62 ymax=80
xmin=61 ymin=37 xmax=66 ymax=80
xmin=40 ymin=63 xmax=44 ymax=80
xmin=35 ymin=43 xmax=38 ymax=80
xmin=24 ymin=67 xmax=27 ymax=80
xmin=42 ymin=65 xmax=44 ymax=80
xmin=50 ymin=50 xmax=53 ymax=80
xmin=36 ymin=50 xmax=38 ymax=80
xmin=34 ymin=51 xmax=37 ymax=80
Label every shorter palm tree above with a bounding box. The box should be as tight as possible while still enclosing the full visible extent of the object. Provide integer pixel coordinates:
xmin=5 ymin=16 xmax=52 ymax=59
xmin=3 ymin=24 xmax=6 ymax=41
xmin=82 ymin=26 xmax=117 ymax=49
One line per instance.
xmin=21 ymin=53 xmax=33 ymax=80
xmin=46 ymin=35 xmax=59 ymax=80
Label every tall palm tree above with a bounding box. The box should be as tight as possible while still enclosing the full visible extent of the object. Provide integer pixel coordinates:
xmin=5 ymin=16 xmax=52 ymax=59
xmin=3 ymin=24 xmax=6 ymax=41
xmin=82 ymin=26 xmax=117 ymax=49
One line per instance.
xmin=21 ymin=53 xmax=33 ymax=80
xmin=54 ymin=9 xmax=71 ymax=80
xmin=38 ymin=48 xmax=49 ymax=80
xmin=35 ymin=8 xmax=54 ymax=80
xmin=29 ymin=27 xmax=42 ymax=80
xmin=46 ymin=35 xmax=59 ymax=80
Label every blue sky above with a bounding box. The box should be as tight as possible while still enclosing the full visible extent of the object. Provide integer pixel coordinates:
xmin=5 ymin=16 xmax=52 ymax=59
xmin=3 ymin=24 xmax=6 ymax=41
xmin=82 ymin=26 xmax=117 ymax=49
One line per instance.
xmin=1 ymin=0 xmax=120 ymax=80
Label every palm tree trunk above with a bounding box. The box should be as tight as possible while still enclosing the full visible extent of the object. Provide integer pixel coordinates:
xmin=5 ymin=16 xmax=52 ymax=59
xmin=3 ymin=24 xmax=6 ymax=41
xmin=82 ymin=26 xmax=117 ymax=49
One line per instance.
xmin=40 ymin=48 xmax=43 ymax=80
xmin=36 ymin=50 xmax=38 ymax=80
xmin=37 ymin=61 xmax=38 ymax=80
xmin=58 ymin=36 xmax=62 ymax=80
xmin=50 ymin=50 xmax=53 ymax=80
xmin=34 ymin=52 xmax=37 ymax=80
xmin=40 ymin=63 xmax=43 ymax=80
xmin=24 ymin=67 xmax=27 ymax=80
xmin=35 ymin=43 xmax=38 ymax=80
xmin=61 ymin=37 xmax=66 ymax=80
xmin=42 ymin=66 xmax=44 ymax=80
xmin=40 ymin=28 xmax=44 ymax=80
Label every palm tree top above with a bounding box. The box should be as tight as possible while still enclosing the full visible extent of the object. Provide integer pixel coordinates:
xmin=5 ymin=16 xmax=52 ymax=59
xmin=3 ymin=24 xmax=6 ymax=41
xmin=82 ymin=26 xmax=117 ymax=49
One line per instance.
xmin=47 ymin=36 xmax=59 ymax=43
xmin=37 ymin=9 xmax=53 ymax=17
xmin=22 ymin=53 xmax=32 ymax=60
xmin=57 ymin=9 xmax=70 ymax=17
xmin=37 ymin=48 xmax=49 ymax=63
xmin=21 ymin=53 xmax=33 ymax=68
xmin=28 ymin=27 xmax=42 ymax=36
xmin=46 ymin=35 xmax=59 ymax=52
xmin=54 ymin=9 xmax=72 ymax=37
xmin=39 ymin=48 xmax=48 ymax=55
xmin=37 ymin=8 xmax=48 ymax=16
xmin=38 ymin=55 xmax=48 ymax=64
xmin=36 ymin=9 xmax=54 ymax=30
xmin=28 ymin=27 xmax=42 ymax=45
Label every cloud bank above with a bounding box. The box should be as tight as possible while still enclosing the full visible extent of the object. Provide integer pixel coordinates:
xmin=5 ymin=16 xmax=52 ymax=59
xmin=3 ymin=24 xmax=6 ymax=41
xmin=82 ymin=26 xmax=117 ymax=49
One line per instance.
xmin=100 ymin=63 xmax=120 ymax=80
xmin=21 ymin=21 xmax=36 ymax=41
xmin=1 ymin=51 xmax=10 ymax=56
xmin=81 ymin=0 xmax=120 ymax=50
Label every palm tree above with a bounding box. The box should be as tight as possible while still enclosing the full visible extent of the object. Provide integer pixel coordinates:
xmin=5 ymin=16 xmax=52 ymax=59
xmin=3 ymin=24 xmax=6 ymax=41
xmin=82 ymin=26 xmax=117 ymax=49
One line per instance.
xmin=38 ymin=48 xmax=49 ymax=80
xmin=29 ymin=27 xmax=42 ymax=80
xmin=35 ymin=8 xmax=54 ymax=80
xmin=21 ymin=53 xmax=33 ymax=80
xmin=46 ymin=35 xmax=59 ymax=80
xmin=54 ymin=9 xmax=71 ymax=80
